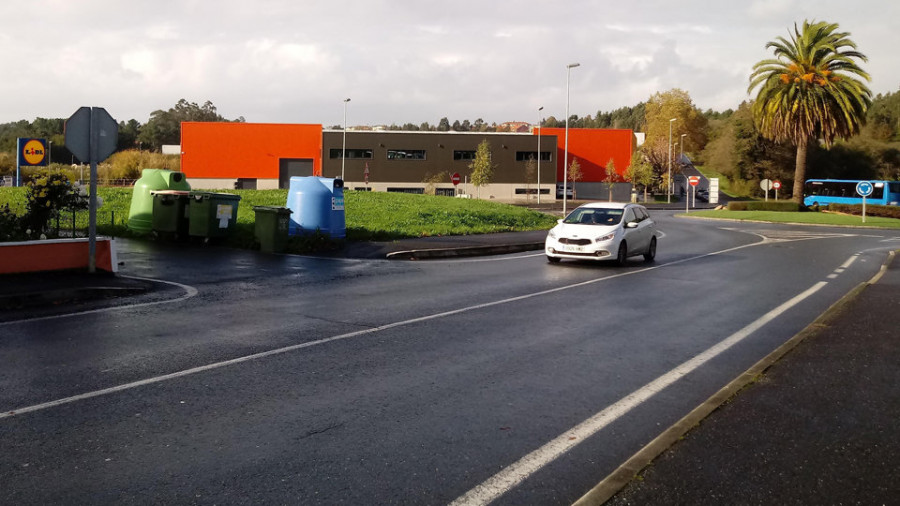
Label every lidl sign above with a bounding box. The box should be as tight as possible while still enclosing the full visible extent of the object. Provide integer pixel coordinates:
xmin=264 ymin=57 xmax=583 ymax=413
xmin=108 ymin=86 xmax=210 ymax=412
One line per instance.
xmin=18 ymin=138 xmax=48 ymax=166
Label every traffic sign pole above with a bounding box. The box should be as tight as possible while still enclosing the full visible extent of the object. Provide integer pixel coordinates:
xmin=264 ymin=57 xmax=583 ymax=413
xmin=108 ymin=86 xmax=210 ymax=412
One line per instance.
xmin=855 ymin=181 xmax=874 ymax=224
xmin=65 ymin=107 xmax=118 ymax=273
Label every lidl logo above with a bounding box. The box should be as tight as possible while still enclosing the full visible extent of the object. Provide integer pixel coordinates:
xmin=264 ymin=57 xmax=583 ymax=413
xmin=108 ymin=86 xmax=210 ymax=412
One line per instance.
xmin=19 ymin=138 xmax=48 ymax=166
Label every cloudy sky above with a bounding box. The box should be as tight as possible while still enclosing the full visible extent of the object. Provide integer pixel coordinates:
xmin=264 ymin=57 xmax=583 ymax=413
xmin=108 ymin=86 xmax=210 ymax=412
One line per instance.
xmin=2 ymin=0 xmax=898 ymax=127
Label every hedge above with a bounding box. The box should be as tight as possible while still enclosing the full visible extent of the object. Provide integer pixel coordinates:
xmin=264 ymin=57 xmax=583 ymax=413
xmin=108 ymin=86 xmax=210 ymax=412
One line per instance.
xmin=825 ymin=203 xmax=900 ymax=219
xmin=727 ymin=201 xmax=806 ymax=212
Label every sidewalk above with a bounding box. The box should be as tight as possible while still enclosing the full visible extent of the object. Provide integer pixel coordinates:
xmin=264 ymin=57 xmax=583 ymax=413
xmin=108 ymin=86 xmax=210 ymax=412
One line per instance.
xmin=593 ymin=253 xmax=900 ymax=505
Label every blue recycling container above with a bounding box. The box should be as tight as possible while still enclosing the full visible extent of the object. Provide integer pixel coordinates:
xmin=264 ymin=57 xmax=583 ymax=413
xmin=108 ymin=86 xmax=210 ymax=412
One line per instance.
xmin=286 ymin=177 xmax=345 ymax=239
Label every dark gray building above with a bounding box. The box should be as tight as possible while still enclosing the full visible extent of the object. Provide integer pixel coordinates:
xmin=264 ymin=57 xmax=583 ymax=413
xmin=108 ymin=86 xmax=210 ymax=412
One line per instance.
xmin=322 ymin=130 xmax=557 ymax=201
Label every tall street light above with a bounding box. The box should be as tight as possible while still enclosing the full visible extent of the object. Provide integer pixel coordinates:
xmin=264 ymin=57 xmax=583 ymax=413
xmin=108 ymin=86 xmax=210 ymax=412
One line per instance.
xmin=667 ymin=117 xmax=677 ymax=203
xmin=563 ymin=62 xmax=580 ymax=216
xmin=680 ymin=133 xmax=687 ymax=164
xmin=537 ymin=106 xmax=543 ymax=205
xmin=342 ymin=98 xmax=351 ymax=181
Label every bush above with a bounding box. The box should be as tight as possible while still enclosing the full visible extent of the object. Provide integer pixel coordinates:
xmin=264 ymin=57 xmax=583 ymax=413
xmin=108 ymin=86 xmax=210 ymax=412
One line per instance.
xmin=827 ymin=203 xmax=900 ymax=219
xmin=13 ymin=170 xmax=90 ymax=239
xmin=0 ymin=204 xmax=23 ymax=241
xmin=727 ymin=201 xmax=806 ymax=212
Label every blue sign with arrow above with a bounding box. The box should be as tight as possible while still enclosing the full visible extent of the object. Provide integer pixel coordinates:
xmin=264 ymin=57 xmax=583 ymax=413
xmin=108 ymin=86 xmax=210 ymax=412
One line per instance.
xmin=856 ymin=181 xmax=874 ymax=197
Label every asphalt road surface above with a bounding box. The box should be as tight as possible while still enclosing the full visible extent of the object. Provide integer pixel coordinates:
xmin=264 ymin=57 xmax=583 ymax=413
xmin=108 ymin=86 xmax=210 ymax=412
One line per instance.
xmin=3 ymin=212 xmax=899 ymax=505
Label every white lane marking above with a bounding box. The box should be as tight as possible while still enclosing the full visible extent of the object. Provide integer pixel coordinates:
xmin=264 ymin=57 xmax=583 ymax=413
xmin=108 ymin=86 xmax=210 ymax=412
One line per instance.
xmin=839 ymin=254 xmax=859 ymax=270
xmin=450 ymin=281 xmax=829 ymax=506
xmin=0 ymin=241 xmax=766 ymax=420
xmin=829 ymin=254 xmax=860 ymax=279
xmin=0 ymin=276 xmax=198 ymax=326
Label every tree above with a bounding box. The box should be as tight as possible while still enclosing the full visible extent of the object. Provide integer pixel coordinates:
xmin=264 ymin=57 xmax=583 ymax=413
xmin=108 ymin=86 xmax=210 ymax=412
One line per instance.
xmin=437 ymin=117 xmax=451 ymax=132
xmin=423 ymin=172 xmax=448 ymax=195
xmin=604 ymin=158 xmax=617 ymax=201
xmin=469 ymin=139 xmax=495 ymax=198
xmin=749 ymin=20 xmax=872 ymax=203
xmin=118 ymin=119 xmax=142 ymax=151
xmin=626 ymin=155 xmax=654 ymax=202
xmin=137 ymin=99 xmax=242 ymax=151
xmin=700 ymin=101 xmax=795 ymax=196
xmin=642 ymin=89 xmax=709 ymax=178
xmin=567 ymin=157 xmax=583 ymax=200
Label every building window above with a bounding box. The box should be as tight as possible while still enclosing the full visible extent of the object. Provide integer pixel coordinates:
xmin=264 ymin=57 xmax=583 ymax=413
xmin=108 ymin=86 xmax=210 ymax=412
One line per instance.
xmin=435 ymin=188 xmax=456 ymax=197
xmin=453 ymin=150 xmax=476 ymax=160
xmin=515 ymin=151 xmax=552 ymax=162
xmin=329 ymin=148 xmax=373 ymax=159
xmin=387 ymin=187 xmax=425 ymax=194
xmin=387 ymin=149 xmax=426 ymax=160
xmin=515 ymin=188 xmax=551 ymax=195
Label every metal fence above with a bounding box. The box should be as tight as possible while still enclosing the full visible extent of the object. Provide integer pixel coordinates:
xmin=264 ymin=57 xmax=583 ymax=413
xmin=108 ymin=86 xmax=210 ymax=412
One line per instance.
xmin=51 ymin=208 xmax=127 ymax=238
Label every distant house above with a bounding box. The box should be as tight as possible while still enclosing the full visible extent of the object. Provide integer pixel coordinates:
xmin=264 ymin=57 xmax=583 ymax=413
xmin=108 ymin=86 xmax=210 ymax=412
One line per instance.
xmin=498 ymin=122 xmax=531 ymax=133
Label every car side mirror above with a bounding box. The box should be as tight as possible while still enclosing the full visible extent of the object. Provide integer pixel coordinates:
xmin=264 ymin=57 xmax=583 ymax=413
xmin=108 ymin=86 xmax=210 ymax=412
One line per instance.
xmin=557 ymin=219 xmax=563 ymax=224
xmin=625 ymin=221 xmax=638 ymax=228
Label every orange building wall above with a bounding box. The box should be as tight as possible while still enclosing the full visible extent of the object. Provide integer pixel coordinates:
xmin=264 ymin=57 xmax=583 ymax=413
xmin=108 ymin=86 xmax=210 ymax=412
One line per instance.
xmin=181 ymin=122 xmax=322 ymax=179
xmin=537 ymin=128 xmax=634 ymax=183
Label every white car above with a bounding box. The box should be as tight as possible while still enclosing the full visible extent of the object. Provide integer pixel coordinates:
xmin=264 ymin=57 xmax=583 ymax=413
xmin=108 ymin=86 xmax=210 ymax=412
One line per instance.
xmin=545 ymin=202 xmax=657 ymax=264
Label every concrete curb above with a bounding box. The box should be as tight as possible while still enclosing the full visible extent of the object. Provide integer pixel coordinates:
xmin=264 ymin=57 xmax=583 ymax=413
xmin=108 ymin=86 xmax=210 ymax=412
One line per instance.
xmin=572 ymin=249 xmax=898 ymax=506
xmin=384 ymin=242 xmax=545 ymax=260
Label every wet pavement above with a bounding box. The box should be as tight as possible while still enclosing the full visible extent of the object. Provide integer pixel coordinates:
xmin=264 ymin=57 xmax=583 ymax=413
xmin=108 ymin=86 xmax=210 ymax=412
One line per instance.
xmin=2 ymin=224 xmax=898 ymax=505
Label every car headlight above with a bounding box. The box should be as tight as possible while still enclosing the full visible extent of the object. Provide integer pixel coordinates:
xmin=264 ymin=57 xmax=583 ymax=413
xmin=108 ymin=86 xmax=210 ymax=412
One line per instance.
xmin=595 ymin=232 xmax=616 ymax=243
xmin=548 ymin=228 xmax=558 ymax=239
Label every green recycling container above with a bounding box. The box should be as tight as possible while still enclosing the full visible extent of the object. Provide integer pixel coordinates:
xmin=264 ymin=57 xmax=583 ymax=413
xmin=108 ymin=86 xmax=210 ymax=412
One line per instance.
xmin=127 ymin=169 xmax=191 ymax=233
xmin=188 ymin=191 xmax=242 ymax=239
xmin=253 ymin=206 xmax=293 ymax=253
xmin=151 ymin=190 xmax=191 ymax=239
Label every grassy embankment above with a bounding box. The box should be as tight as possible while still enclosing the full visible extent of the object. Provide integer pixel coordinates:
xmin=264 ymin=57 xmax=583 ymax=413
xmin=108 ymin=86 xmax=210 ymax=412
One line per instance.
xmin=686 ymin=209 xmax=900 ymax=228
xmin=0 ymin=187 xmax=558 ymax=253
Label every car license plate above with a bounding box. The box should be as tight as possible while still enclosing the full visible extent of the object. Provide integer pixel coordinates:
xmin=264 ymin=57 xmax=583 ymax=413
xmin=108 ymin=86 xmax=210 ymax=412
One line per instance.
xmin=563 ymin=245 xmax=585 ymax=253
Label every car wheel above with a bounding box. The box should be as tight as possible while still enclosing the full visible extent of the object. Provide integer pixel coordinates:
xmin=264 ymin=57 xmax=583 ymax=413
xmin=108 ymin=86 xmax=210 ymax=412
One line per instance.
xmin=643 ymin=237 xmax=657 ymax=262
xmin=547 ymin=256 xmax=561 ymax=263
xmin=615 ymin=241 xmax=628 ymax=266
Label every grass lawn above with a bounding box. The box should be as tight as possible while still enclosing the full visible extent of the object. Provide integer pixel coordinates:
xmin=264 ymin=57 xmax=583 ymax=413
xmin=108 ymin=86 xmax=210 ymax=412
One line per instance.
xmin=1 ymin=187 xmax=558 ymax=253
xmin=685 ymin=209 xmax=900 ymax=229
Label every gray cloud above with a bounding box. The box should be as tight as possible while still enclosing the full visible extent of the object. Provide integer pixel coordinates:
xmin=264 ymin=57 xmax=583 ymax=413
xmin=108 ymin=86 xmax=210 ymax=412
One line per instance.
xmin=1 ymin=0 xmax=897 ymax=127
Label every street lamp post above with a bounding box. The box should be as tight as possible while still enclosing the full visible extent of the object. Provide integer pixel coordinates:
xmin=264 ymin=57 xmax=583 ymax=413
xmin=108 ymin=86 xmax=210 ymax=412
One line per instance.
xmin=537 ymin=106 xmax=543 ymax=205
xmin=563 ymin=62 xmax=580 ymax=216
xmin=342 ymin=98 xmax=350 ymax=181
xmin=667 ymin=118 xmax=677 ymax=203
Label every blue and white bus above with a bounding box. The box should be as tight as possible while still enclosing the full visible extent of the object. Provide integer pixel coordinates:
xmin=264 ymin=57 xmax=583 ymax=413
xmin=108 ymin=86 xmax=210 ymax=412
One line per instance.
xmin=803 ymin=179 xmax=900 ymax=207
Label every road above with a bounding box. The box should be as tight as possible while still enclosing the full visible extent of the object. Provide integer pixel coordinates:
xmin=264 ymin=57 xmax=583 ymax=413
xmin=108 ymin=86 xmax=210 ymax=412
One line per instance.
xmin=2 ymin=212 xmax=899 ymax=505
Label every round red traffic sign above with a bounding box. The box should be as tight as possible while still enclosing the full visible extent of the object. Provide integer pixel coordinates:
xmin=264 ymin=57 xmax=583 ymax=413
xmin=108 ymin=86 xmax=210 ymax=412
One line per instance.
xmin=773 ymin=180 xmax=782 ymax=190
xmin=451 ymin=172 xmax=461 ymax=186
xmin=688 ymin=176 xmax=700 ymax=187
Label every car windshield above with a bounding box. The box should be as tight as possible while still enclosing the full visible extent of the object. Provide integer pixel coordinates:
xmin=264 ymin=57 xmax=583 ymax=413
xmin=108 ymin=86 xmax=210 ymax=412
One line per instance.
xmin=563 ymin=208 xmax=624 ymax=225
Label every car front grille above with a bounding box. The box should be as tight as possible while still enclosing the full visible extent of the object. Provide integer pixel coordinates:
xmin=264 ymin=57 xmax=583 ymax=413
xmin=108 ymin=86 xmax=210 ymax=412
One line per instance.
xmin=558 ymin=238 xmax=592 ymax=246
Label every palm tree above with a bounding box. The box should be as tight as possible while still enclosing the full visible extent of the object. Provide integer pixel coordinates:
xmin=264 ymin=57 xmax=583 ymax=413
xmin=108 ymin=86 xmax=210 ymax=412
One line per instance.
xmin=749 ymin=20 xmax=871 ymax=203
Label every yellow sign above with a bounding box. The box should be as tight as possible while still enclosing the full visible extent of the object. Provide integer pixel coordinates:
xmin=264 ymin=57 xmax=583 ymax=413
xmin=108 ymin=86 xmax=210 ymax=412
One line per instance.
xmin=22 ymin=139 xmax=46 ymax=165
